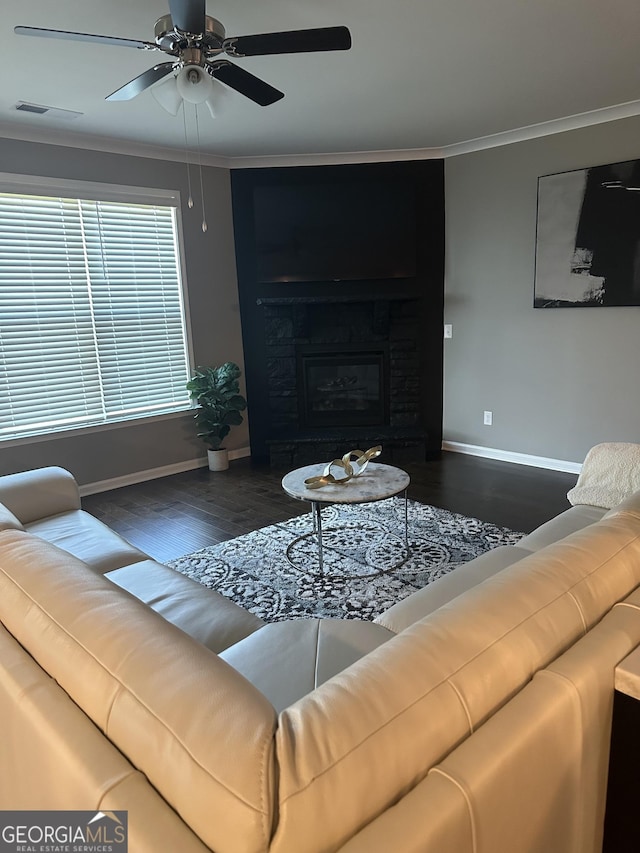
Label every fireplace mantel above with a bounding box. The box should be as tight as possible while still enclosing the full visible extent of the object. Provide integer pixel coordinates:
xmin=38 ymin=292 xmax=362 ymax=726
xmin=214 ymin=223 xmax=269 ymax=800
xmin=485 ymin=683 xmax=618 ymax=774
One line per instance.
xmin=256 ymin=293 xmax=419 ymax=306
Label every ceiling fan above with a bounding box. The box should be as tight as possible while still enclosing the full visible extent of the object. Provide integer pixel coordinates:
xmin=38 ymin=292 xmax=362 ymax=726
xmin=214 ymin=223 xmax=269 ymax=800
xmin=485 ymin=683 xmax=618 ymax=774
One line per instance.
xmin=14 ymin=0 xmax=352 ymax=112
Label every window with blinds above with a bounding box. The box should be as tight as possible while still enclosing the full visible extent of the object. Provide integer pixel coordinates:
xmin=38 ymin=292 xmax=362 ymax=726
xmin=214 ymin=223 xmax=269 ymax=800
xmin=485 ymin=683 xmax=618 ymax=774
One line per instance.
xmin=0 ymin=188 xmax=192 ymax=441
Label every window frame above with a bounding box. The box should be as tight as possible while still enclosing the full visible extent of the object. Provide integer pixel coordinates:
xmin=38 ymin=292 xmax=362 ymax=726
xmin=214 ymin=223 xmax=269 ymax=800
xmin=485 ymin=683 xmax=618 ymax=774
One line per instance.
xmin=0 ymin=172 xmax=195 ymax=447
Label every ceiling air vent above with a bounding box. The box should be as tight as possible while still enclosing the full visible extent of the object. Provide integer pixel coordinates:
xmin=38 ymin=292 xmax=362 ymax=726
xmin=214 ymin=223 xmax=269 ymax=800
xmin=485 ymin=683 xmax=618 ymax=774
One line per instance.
xmin=15 ymin=102 xmax=83 ymax=120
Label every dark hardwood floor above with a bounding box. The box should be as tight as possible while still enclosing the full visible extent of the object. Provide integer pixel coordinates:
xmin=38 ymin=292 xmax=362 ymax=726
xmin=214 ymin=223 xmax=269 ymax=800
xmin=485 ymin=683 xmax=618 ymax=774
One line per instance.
xmin=81 ymin=451 xmax=578 ymax=563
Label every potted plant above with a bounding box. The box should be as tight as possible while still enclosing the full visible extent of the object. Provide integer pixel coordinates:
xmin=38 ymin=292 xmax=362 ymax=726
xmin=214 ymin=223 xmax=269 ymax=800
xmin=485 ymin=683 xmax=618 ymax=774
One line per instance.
xmin=186 ymin=362 xmax=248 ymax=471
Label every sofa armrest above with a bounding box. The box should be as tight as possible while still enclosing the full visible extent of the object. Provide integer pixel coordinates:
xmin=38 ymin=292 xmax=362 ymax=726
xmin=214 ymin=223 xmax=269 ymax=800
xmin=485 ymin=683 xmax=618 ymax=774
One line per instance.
xmin=0 ymin=467 xmax=81 ymax=524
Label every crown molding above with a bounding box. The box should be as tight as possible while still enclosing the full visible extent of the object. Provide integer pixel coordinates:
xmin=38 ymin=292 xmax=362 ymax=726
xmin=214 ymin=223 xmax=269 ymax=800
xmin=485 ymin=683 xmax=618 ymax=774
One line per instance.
xmin=227 ymin=146 xmax=445 ymax=169
xmin=0 ymin=122 xmax=231 ymax=168
xmin=440 ymin=97 xmax=640 ymax=158
xmin=0 ymin=121 xmax=445 ymax=168
xmin=3 ymin=96 xmax=640 ymax=169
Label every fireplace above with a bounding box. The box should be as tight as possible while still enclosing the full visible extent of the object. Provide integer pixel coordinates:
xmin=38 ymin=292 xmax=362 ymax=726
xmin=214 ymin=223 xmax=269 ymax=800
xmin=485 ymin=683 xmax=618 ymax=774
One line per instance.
xmin=231 ymin=160 xmax=444 ymax=469
xmin=231 ymin=160 xmax=445 ymax=464
xmin=251 ymin=296 xmax=430 ymax=466
xmin=299 ymin=346 xmax=388 ymax=428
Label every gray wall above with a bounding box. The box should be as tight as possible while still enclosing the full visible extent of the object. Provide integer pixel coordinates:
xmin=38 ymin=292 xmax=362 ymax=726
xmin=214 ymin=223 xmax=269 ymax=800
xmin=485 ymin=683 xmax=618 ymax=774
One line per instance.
xmin=0 ymin=137 xmax=246 ymax=485
xmin=444 ymin=116 xmax=640 ymax=466
xmin=4 ymin=115 xmax=639 ymax=483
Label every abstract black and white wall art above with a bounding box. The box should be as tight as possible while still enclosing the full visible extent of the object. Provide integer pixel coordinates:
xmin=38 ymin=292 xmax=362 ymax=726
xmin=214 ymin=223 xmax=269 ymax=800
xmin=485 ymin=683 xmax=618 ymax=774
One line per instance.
xmin=534 ymin=159 xmax=640 ymax=307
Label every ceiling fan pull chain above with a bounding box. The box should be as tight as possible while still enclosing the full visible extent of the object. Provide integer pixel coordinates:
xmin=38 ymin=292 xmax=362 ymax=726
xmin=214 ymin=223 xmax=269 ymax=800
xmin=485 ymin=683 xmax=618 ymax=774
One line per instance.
xmin=182 ymin=100 xmax=194 ymax=209
xmin=194 ymin=104 xmax=208 ymax=232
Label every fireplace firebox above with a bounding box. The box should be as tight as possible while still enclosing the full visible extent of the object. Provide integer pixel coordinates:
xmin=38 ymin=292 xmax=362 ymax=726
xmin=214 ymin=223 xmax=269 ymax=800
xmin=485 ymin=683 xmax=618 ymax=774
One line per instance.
xmin=299 ymin=347 xmax=388 ymax=428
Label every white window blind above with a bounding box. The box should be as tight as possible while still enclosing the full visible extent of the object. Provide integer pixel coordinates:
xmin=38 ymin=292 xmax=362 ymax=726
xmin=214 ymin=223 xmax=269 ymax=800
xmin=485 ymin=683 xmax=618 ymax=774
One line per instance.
xmin=0 ymin=190 xmax=191 ymax=441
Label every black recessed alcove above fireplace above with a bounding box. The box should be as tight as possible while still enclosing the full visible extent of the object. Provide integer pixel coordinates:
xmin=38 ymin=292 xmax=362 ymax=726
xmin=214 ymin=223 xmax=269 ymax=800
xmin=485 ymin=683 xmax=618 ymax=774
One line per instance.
xmin=299 ymin=345 xmax=388 ymax=429
xmin=230 ymin=159 xmax=445 ymax=466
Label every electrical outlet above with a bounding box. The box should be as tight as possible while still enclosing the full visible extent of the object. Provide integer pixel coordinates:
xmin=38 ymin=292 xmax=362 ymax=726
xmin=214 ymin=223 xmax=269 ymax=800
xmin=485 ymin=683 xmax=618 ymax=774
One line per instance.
xmin=444 ymin=324 xmax=452 ymax=339
xmin=483 ymin=411 xmax=493 ymax=426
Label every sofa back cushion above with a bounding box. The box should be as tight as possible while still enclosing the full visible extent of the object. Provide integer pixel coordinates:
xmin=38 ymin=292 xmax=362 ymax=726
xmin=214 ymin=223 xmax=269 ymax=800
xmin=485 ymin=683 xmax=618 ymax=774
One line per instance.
xmin=271 ymin=511 xmax=640 ymax=853
xmin=0 ymin=624 xmax=211 ymax=852
xmin=0 ymin=530 xmax=277 ymax=853
xmin=341 ymin=595 xmax=640 ymax=853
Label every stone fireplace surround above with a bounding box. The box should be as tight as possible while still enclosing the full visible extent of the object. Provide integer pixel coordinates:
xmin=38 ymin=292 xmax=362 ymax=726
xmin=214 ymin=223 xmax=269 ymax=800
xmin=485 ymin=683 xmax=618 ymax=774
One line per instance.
xmin=259 ymin=295 xmax=427 ymax=467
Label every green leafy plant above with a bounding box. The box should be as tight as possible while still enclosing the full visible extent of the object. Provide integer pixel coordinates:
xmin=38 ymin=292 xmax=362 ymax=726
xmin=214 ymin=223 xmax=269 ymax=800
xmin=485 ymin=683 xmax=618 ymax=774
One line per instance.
xmin=186 ymin=362 xmax=247 ymax=451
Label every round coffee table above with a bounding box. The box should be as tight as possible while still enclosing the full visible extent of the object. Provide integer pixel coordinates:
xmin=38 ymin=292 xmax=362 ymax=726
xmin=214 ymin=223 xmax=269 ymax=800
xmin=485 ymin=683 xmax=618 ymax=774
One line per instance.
xmin=281 ymin=461 xmax=410 ymax=573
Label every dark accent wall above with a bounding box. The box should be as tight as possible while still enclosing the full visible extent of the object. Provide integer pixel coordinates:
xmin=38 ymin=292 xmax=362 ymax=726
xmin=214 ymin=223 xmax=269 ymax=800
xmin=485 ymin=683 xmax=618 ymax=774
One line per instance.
xmin=231 ymin=161 xmax=445 ymax=463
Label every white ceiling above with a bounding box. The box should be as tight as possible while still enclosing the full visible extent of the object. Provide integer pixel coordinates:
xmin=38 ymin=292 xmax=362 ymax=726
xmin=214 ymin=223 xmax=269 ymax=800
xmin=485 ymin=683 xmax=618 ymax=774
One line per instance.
xmin=3 ymin=0 xmax=640 ymax=165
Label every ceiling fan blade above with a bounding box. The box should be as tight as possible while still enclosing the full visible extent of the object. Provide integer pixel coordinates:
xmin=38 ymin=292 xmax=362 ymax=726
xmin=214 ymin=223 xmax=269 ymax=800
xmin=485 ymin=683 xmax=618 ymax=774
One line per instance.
xmin=14 ymin=25 xmax=157 ymax=51
xmin=209 ymin=61 xmax=284 ymax=106
xmin=224 ymin=26 xmax=351 ymax=58
xmin=106 ymin=63 xmax=176 ymax=101
xmin=168 ymin=0 xmax=205 ymax=33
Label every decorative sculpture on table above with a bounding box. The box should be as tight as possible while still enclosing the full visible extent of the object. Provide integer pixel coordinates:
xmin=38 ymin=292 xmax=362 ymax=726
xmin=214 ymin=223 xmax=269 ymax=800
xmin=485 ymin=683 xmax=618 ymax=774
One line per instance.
xmin=304 ymin=445 xmax=382 ymax=489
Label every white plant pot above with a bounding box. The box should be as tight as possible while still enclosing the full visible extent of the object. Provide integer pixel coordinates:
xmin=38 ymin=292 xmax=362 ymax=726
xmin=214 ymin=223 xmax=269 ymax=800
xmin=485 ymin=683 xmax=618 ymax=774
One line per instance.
xmin=207 ymin=449 xmax=229 ymax=472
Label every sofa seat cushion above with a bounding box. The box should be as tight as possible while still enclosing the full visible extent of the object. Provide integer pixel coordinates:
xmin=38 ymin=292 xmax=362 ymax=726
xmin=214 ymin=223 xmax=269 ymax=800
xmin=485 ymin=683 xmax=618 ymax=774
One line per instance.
xmin=375 ymin=545 xmax=533 ymax=633
xmin=220 ymin=619 xmax=394 ymax=712
xmin=106 ymin=561 xmax=263 ymax=653
xmin=517 ymin=504 xmax=607 ymax=553
xmin=26 ymin=509 xmax=148 ymax=574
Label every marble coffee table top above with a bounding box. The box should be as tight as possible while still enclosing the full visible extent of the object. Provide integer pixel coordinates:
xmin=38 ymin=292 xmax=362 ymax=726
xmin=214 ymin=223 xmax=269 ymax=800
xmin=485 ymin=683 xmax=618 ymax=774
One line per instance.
xmin=282 ymin=462 xmax=410 ymax=505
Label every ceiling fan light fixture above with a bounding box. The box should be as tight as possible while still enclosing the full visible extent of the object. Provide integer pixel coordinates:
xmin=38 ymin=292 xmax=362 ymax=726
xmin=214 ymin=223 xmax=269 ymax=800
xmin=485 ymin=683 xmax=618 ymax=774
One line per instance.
xmin=151 ymin=73 xmax=182 ymax=115
xmin=204 ymin=93 xmax=217 ymax=118
xmin=176 ymin=64 xmax=213 ymax=104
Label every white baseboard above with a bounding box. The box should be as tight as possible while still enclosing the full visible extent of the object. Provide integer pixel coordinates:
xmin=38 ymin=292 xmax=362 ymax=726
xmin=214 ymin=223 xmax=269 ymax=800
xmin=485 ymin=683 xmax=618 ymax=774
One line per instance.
xmin=442 ymin=441 xmax=582 ymax=475
xmin=80 ymin=442 xmax=578 ymax=496
xmin=227 ymin=446 xmax=252 ymax=461
xmin=79 ymin=446 xmax=252 ymax=496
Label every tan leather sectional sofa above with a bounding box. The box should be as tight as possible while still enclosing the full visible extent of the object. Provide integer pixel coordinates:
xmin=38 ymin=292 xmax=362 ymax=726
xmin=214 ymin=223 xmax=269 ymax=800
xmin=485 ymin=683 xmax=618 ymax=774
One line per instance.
xmin=1 ymin=464 xmax=640 ymax=852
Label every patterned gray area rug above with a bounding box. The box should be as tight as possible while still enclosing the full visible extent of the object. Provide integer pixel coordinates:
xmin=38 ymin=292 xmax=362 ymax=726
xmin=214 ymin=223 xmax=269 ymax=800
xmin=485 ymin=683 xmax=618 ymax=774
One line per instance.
xmin=167 ymin=498 xmax=523 ymax=622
